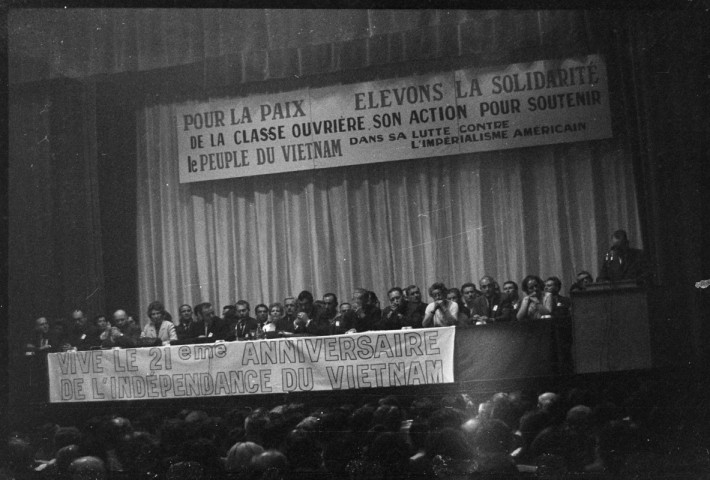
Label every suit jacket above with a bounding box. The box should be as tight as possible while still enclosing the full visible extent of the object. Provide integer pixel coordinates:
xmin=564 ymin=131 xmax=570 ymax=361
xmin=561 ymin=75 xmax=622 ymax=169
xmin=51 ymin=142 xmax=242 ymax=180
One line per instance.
xmin=598 ymin=247 xmax=650 ymax=283
xmin=378 ymin=304 xmax=408 ymax=330
xmin=550 ymin=294 xmax=572 ymax=319
xmin=470 ymin=294 xmax=514 ymax=322
xmin=175 ymin=319 xmax=204 ymax=341
xmin=404 ymin=302 xmax=426 ymax=329
xmin=234 ymin=317 xmax=259 ymax=340
xmin=329 ymin=312 xmax=356 ymax=335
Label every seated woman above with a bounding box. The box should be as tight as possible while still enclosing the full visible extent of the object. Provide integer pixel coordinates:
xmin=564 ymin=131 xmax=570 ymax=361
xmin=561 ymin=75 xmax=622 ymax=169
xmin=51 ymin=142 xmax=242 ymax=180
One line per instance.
xmin=516 ymin=275 xmax=553 ymax=321
xmin=265 ymin=302 xmax=290 ymax=336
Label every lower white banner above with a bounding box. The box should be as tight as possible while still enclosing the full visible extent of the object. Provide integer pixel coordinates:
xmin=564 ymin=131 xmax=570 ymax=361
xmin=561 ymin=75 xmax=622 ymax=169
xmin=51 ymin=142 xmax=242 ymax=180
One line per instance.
xmin=47 ymin=327 xmax=455 ymax=402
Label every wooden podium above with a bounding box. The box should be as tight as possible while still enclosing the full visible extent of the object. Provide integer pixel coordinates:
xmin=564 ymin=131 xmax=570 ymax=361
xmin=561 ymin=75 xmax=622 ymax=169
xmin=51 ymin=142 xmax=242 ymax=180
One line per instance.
xmin=571 ymin=280 xmax=653 ymax=373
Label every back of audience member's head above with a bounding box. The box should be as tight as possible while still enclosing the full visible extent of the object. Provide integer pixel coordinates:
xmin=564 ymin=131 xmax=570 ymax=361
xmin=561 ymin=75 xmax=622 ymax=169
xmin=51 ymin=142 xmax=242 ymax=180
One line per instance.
xmin=597 ymin=420 xmax=643 ymax=474
xmin=225 ymin=441 xmax=264 ymax=473
xmin=54 ymin=426 xmax=83 ymax=451
xmin=116 ymin=431 xmax=161 ymax=474
xmin=160 ymin=418 xmax=188 ymax=452
xmin=592 ymin=401 xmax=623 ymax=429
xmin=350 ymin=404 xmax=376 ymax=433
xmin=285 ymin=428 xmax=321 ymax=471
xmin=251 ymin=449 xmax=289 ymax=478
xmin=68 ymin=455 xmax=106 ymax=480
xmin=166 ymin=461 xmax=205 ymax=480
xmin=409 ymin=417 xmax=429 ymax=452
xmin=367 ymin=431 xmax=411 ymax=472
xmin=372 ymin=404 xmax=402 ymax=432
xmin=55 ymin=444 xmax=83 ymax=475
xmin=180 ymin=437 xmax=222 ymax=474
xmin=566 ymin=405 xmax=593 ymax=431
xmin=429 ymin=407 xmax=466 ymax=431
xmin=245 ymin=409 xmax=271 ymax=443
xmin=410 ymin=397 xmax=436 ymax=419
xmin=491 ymin=393 xmax=520 ymax=430
xmin=518 ymin=409 xmax=551 ymax=451
xmin=426 ymin=427 xmax=472 ymax=460
xmin=441 ymin=394 xmax=468 ymax=412
xmin=473 ymin=419 xmax=514 ymax=455
xmin=7 ymin=436 xmax=34 ymax=471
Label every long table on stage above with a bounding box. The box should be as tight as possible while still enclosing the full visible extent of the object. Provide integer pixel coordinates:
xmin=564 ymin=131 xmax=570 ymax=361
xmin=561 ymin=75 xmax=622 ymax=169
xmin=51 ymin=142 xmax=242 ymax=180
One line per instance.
xmin=20 ymin=320 xmax=567 ymax=407
xmin=455 ymin=319 xmax=562 ymax=382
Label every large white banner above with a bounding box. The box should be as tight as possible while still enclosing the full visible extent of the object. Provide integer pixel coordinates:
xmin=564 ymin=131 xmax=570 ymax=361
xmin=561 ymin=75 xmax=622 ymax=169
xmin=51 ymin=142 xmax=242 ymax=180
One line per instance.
xmin=177 ymin=55 xmax=611 ymax=183
xmin=47 ymin=327 xmax=455 ymax=403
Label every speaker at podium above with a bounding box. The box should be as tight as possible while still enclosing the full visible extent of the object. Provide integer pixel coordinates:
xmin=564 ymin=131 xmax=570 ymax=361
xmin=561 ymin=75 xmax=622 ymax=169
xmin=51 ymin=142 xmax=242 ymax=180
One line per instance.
xmin=571 ymin=280 xmax=653 ymax=373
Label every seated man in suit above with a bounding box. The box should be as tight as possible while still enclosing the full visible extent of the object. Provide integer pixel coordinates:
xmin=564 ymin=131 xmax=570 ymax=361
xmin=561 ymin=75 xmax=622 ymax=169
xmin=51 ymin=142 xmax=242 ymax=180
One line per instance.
xmin=193 ymin=302 xmax=230 ymax=341
xmin=233 ymin=300 xmax=259 ymax=340
xmin=282 ymin=297 xmax=298 ymax=333
xmin=470 ymin=276 xmax=514 ymax=324
xmin=379 ymin=287 xmax=408 ymax=330
xmin=460 ymin=282 xmax=481 ymax=315
xmin=544 ymin=276 xmax=572 ymax=319
xmin=597 ymin=229 xmax=651 ymax=283
xmin=502 ymin=281 xmax=521 ymax=312
xmin=66 ymin=310 xmax=95 ymax=351
xmin=105 ymin=309 xmax=141 ymax=348
xmin=25 ymin=317 xmax=55 ymax=354
xmin=175 ymin=304 xmax=201 ymax=341
xmin=404 ymin=285 xmax=427 ymax=329
xmin=294 ymin=290 xmax=330 ymax=335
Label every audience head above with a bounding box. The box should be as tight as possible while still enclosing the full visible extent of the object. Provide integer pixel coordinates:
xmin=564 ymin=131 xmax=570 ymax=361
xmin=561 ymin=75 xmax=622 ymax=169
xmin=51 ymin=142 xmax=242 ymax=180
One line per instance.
xmin=68 ymin=455 xmax=106 ymax=480
xmin=479 ymin=276 xmax=496 ymax=298
xmin=251 ymin=449 xmax=289 ymax=476
xmin=55 ymin=444 xmax=83 ymax=475
xmin=538 ymin=392 xmax=559 ymax=411
xmin=225 ymin=441 xmax=264 ymax=472
xmin=428 ymin=282 xmax=447 ymax=301
xmin=522 ymin=275 xmax=544 ymax=295
xmin=339 ymin=302 xmax=351 ymax=314
xmin=473 ymin=419 xmax=514 ymax=455
xmin=367 ymin=432 xmax=411 ymax=472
